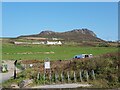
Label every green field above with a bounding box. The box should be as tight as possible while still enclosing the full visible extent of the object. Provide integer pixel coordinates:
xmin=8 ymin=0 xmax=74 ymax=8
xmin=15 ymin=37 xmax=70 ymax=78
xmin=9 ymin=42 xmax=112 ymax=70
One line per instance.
xmin=2 ymin=43 xmax=118 ymax=60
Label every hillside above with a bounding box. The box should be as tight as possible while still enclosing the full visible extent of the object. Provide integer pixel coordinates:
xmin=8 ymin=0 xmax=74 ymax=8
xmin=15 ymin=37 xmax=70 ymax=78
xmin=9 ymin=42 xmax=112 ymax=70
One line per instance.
xmin=18 ymin=29 xmax=104 ymax=42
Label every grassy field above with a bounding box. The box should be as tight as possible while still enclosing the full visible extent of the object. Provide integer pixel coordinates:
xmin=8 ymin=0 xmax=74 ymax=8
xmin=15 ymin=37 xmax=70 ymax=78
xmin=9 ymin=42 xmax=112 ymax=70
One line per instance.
xmin=2 ymin=43 xmax=118 ymax=60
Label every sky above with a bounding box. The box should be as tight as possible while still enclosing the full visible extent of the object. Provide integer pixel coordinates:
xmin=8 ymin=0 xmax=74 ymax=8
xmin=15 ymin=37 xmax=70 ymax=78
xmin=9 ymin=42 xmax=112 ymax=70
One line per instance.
xmin=2 ymin=2 xmax=118 ymax=41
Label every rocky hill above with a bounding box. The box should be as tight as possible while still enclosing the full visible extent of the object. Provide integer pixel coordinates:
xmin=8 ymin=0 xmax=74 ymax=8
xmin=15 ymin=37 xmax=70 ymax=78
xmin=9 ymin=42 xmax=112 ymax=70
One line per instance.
xmin=18 ymin=29 xmax=104 ymax=42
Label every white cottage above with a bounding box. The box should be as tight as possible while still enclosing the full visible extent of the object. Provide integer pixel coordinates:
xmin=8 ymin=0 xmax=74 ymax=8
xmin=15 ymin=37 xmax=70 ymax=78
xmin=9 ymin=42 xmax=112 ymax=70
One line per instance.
xmin=46 ymin=41 xmax=62 ymax=45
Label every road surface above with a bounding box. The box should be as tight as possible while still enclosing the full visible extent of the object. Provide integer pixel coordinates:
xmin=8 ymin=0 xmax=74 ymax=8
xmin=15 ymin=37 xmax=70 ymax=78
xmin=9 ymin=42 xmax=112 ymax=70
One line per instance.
xmin=0 ymin=60 xmax=21 ymax=83
xmin=33 ymin=83 xmax=92 ymax=88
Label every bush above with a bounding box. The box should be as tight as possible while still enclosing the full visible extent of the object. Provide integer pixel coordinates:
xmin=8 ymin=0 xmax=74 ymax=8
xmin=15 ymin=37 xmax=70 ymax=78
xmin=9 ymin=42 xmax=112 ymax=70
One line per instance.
xmin=98 ymin=43 xmax=109 ymax=47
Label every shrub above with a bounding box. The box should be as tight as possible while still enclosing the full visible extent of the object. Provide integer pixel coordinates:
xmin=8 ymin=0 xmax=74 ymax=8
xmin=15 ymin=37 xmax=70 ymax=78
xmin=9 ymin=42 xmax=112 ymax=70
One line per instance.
xmin=98 ymin=43 xmax=109 ymax=47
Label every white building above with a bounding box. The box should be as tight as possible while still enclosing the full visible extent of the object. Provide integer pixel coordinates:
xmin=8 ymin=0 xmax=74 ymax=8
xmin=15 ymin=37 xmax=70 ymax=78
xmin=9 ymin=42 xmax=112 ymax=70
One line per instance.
xmin=46 ymin=41 xmax=62 ymax=45
xmin=14 ymin=41 xmax=45 ymax=45
xmin=14 ymin=41 xmax=31 ymax=45
xmin=14 ymin=41 xmax=62 ymax=45
xmin=32 ymin=42 xmax=45 ymax=44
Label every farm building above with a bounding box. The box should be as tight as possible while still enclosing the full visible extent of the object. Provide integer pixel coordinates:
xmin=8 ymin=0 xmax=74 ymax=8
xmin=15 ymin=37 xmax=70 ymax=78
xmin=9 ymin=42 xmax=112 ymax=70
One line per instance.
xmin=14 ymin=41 xmax=31 ymax=45
xmin=46 ymin=41 xmax=62 ymax=45
xmin=31 ymin=42 xmax=45 ymax=44
xmin=13 ymin=41 xmax=45 ymax=45
xmin=13 ymin=41 xmax=62 ymax=45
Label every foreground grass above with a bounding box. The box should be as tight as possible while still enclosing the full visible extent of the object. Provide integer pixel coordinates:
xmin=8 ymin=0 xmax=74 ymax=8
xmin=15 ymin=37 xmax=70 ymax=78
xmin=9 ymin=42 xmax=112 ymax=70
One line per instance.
xmin=2 ymin=44 xmax=118 ymax=60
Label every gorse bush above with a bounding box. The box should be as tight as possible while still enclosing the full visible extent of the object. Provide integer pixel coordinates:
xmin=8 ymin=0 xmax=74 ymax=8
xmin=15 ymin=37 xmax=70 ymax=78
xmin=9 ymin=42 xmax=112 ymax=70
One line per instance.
xmin=89 ymin=52 xmax=120 ymax=88
xmin=64 ymin=52 xmax=120 ymax=88
xmin=98 ymin=42 xmax=110 ymax=47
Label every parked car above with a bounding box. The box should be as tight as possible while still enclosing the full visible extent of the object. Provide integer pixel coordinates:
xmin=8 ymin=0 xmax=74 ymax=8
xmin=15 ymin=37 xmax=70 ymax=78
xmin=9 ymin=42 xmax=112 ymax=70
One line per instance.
xmin=73 ymin=54 xmax=93 ymax=59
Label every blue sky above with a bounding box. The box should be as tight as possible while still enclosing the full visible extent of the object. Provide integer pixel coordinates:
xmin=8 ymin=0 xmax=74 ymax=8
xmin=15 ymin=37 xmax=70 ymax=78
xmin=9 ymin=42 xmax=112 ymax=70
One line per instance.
xmin=2 ymin=2 xmax=118 ymax=41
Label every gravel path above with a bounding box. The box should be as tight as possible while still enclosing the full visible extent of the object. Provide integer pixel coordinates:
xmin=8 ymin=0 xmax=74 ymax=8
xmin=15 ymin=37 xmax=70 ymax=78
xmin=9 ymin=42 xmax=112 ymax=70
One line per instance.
xmin=33 ymin=83 xmax=92 ymax=88
xmin=0 ymin=60 xmax=21 ymax=83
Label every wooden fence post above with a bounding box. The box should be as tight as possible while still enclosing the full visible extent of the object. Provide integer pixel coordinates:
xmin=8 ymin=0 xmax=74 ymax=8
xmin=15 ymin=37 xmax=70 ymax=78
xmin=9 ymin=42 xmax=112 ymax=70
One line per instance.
xmin=92 ymin=70 xmax=95 ymax=80
xmin=37 ymin=72 xmax=40 ymax=80
xmin=67 ymin=72 xmax=70 ymax=83
xmin=44 ymin=69 xmax=46 ymax=85
xmin=49 ymin=70 xmax=52 ymax=84
xmin=74 ymin=71 xmax=76 ymax=82
xmin=79 ymin=70 xmax=83 ymax=82
xmin=86 ymin=70 xmax=89 ymax=82
xmin=61 ymin=72 xmax=64 ymax=83
xmin=55 ymin=72 xmax=58 ymax=83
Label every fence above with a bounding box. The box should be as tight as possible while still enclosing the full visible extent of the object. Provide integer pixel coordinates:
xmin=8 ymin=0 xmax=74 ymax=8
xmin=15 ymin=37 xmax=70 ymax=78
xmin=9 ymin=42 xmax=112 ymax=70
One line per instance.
xmin=36 ymin=69 xmax=96 ymax=85
xmin=19 ymin=59 xmax=96 ymax=85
